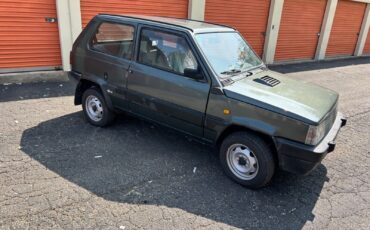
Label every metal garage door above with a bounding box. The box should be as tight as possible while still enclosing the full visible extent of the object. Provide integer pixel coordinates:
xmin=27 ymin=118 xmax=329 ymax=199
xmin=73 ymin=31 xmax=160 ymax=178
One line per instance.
xmin=326 ymin=0 xmax=366 ymax=57
xmin=204 ymin=0 xmax=271 ymax=57
xmin=363 ymin=32 xmax=370 ymax=55
xmin=0 ymin=0 xmax=61 ymax=73
xmin=81 ymin=0 xmax=188 ymax=27
xmin=275 ymin=0 xmax=326 ymax=62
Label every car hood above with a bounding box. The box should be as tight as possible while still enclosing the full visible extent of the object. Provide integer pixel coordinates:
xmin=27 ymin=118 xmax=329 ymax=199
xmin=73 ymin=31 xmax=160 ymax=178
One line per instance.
xmin=223 ymin=70 xmax=338 ymax=125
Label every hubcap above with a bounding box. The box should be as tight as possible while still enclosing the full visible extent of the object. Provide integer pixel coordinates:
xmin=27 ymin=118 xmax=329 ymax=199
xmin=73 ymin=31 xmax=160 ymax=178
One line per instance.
xmin=85 ymin=95 xmax=103 ymax=122
xmin=226 ymin=144 xmax=259 ymax=180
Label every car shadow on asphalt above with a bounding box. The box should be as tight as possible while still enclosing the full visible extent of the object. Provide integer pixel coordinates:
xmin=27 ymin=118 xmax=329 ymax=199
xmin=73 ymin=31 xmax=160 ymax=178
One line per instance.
xmin=20 ymin=112 xmax=328 ymax=229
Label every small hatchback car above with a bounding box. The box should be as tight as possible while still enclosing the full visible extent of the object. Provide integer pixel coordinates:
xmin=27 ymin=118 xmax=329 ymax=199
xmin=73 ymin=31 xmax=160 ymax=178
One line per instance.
xmin=69 ymin=14 xmax=347 ymax=188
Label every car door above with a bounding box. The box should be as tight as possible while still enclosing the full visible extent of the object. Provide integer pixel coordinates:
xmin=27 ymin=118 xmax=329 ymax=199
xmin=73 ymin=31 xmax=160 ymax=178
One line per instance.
xmin=84 ymin=21 xmax=136 ymax=110
xmin=127 ymin=26 xmax=210 ymax=137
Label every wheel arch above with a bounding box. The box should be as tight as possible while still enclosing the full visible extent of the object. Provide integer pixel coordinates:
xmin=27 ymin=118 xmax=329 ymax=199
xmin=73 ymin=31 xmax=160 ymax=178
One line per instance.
xmin=75 ymin=78 xmax=114 ymax=110
xmin=216 ymin=124 xmax=278 ymax=163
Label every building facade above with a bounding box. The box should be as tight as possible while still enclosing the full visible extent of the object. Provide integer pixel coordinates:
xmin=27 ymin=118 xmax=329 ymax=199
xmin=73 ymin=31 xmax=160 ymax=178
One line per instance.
xmin=0 ymin=0 xmax=370 ymax=73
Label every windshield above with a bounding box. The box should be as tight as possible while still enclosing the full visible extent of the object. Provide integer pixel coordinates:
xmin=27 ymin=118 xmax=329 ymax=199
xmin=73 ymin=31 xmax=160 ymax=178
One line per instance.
xmin=195 ymin=32 xmax=263 ymax=76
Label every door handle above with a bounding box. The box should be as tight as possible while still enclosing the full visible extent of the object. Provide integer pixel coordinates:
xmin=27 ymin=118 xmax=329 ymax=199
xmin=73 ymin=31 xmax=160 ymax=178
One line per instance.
xmin=103 ymin=72 xmax=108 ymax=80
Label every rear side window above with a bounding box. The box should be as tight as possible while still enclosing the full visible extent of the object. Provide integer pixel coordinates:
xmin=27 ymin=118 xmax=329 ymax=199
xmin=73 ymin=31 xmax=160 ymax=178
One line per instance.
xmin=138 ymin=28 xmax=198 ymax=75
xmin=91 ymin=22 xmax=134 ymax=59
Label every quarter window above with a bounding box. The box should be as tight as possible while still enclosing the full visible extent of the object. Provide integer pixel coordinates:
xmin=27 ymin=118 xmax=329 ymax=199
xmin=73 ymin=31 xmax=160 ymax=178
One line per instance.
xmin=91 ymin=22 xmax=134 ymax=59
xmin=138 ymin=28 xmax=198 ymax=75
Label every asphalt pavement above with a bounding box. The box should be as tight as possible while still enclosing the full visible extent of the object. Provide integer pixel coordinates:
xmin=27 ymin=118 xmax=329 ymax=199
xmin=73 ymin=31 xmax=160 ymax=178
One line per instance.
xmin=1 ymin=58 xmax=369 ymax=229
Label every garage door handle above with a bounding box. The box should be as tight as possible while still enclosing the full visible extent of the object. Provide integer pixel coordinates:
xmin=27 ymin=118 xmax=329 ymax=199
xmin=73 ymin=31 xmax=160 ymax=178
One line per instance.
xmin=45 ymin=17 xmax=57 ymax=23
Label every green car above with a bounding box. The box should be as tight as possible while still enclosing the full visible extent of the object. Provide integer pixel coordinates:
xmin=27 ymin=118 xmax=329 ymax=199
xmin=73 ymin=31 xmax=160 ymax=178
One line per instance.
xmin=69 ymin=14 xmax=347 ymax=189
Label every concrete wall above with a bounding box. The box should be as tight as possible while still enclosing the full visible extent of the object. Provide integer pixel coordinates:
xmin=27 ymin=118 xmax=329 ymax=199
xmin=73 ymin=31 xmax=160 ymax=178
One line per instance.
xmin=188 ymin=0 xmax=206 ymax=20
xmin=56 ymin=0 xmax=82 ymax=71
xmin=263 ymin=0 xmax=284 ymax=64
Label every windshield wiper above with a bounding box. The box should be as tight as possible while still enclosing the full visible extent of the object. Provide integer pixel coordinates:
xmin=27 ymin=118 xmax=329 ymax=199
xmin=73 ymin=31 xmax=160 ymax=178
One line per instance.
xmin=245 ymin=64 xmax=265 ymax=73
xmin=220 ymin=69 xmax=241 ymax=75
xmin=245 ymin=71 xmax=253 ymax=77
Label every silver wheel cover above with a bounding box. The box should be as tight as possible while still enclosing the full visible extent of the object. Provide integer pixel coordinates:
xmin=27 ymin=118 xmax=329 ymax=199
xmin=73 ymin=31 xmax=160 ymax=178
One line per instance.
xmin=226 ymin=144 xmax=259 ymax=180
xmin=85 ymin=95 xmax=103 ymax=122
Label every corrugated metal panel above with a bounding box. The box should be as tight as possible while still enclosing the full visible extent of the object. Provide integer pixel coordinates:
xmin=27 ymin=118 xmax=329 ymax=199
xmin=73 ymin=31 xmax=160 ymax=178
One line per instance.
xmin=0 ymin=0 xmax=61 ymax=70
xmin=81 ymin=0 xmax=189 ymax=27
xmin=275 ymin=0 xmax=326 ymax=62
xmin=204 ymin=0 xmax=270 ymax=57
xmin=363 ymin=30 xmax=370 ymax=55
xmin=326 ymin=0 xmax=366 ymax=57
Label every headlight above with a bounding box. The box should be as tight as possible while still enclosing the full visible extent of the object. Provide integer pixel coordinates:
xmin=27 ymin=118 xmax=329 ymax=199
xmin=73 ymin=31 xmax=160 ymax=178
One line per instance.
xmin=305 ymin=105 xmax=338 ymax=145
xmin=305 ymin=123 xmax=326 ymax=145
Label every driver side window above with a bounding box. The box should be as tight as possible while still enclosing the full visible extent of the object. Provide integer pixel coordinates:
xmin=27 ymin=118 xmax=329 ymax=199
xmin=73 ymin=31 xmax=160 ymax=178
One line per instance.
xmin=138 ymin=28 xmax=198 ymax=75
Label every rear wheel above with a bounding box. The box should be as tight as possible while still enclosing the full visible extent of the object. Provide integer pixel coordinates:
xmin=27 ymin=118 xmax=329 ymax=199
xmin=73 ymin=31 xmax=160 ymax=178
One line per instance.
xmin=82 ymin=88 xmax=115 ymax=127
xmin=219 ymin=132 xmax=275 ymax=189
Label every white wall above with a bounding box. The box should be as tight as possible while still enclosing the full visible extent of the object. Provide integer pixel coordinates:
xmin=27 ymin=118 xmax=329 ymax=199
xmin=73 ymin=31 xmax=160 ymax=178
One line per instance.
xmin=188 ymin=0 xmax=206 ymax=20
xmin=56 ymin=0 xmax=82 ymax=71
xmin=263 ymin=0 xmax=285 ymax=64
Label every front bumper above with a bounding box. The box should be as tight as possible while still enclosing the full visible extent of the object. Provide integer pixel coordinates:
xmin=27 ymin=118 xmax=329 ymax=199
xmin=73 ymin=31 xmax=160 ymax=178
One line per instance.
xmin=276 ymin=112 xmax=347 ymax=175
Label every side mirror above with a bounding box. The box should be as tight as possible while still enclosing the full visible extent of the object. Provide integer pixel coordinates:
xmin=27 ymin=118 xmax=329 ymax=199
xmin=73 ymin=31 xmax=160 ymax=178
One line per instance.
xmin=184 ymin=67 xmax=204 ymax=80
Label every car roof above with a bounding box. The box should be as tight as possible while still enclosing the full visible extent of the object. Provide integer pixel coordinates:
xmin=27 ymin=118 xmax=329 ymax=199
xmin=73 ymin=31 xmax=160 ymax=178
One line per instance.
xmin=97 ymin=14 xmax=236 ymax=33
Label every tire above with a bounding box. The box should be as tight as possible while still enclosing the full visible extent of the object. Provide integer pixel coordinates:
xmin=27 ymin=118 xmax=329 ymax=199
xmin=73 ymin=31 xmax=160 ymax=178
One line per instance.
xmin=219 ymin=131 xmax=275 ymax=189
xmin=82 ymin=87 xmax=116 ymax=127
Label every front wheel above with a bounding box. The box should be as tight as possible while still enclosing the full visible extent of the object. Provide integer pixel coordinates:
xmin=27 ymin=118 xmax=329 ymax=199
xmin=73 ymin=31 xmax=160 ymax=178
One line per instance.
xmin=219 ymin=132 xmax=275 ymax=189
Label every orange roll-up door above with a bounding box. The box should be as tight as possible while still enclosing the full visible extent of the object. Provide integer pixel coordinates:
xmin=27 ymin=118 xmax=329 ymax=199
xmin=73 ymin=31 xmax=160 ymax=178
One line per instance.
xmin=81 ymin=0 xmax=189 ymax=28
xmin=0 ymin=0 xmax=62 ymax=72
xmin=326 ymin=0 xmax=366 ymax=57
xmin=204 ymin=0 xmax=271 ymax=57
xmin=275 ymin=0 xmax=326 ymax=62
xmin=363 ymin=30 xmax=370 ymax=55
